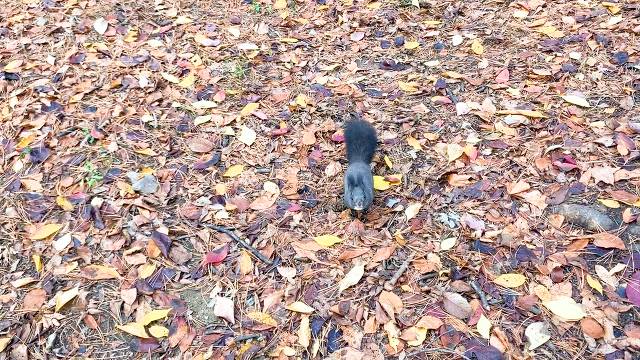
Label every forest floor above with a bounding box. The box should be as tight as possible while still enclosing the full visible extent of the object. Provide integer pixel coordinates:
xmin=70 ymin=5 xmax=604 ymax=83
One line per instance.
xmin=1 ymin=0 xmax=640 ymax=359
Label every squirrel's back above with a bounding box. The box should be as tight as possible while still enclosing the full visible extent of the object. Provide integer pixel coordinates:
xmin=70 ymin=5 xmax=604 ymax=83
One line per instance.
xmin=345 ymin=120 xmax=377 ymax=164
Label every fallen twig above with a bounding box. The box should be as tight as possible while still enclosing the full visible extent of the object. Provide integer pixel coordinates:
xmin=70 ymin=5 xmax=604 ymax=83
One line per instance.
xmin=470 ymin=280 xmax=490 ymax=311
xmin=384 ymin=253 xmax=414 ymax=291
xmin=205 ymin=224 xmax=274 ymax=266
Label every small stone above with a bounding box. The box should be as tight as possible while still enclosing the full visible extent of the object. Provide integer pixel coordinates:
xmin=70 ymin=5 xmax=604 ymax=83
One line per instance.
xmin=612 ymin=51 xmax=629 ymax=65
xmin=394 ymin=36 xmax=405 ymax=47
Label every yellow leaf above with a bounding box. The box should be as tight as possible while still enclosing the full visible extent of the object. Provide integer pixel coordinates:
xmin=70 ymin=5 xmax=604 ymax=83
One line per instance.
xmin=30 ymin=223 xmax=63 ymax=240
xmin=298 ymin=315 xmax=311 ymax=348
xmin=407 ymin=136 xmax=422 ymax=150
xmin=338 ymin=263 xmax=365 ymax=293
xmin=295 ymin=94 xmax=308 ymax=107
xmin=273 ymin=0 xmax=287 ymax=9
xmin=0 ymin=337 xmax=10 ymax=352
xmin=561 ymin=94 xmax=590 ymax=108
xmin=124 ymin=28 xmax=138 ymax=42
xmin=134 ymin=148 xmax=157 ymax=156
xmin=366 ymin=2 xmax=381 ymax=9
xmin=405 ymin=326 xmax=428 ymax=346
xmin=178 ymin=73 xmax=196 ymax=88
xmin=285 ymin=301 xmax=315 ymax=314
xmin=404 ymin=41 xmax=420 ymax=50
xmin=148 ymin=325 xmax=169 ymax=338
xmin=238 ymin=250 xmax=253 ymax=275
xmin=142 ymin=308 xmax=171 ymax=325
xmin=240 ymin=102 xmax=259 ymax=117
xmin=477 ymin=314 xmax=492 ymax=339
xmin=138 ymin=263 xmax=156 ymax=279
xmin=56 ymin=196 xmax=74 ymax=211
xmin=3 ymin=59 xmax=23 ymax=71
xmin=279 ymin=37 xmax=299 ymax=43
xmin=398 ymin=81 xmax=418 ymax=92
xmin=174 ymin=15 xmax=193 ymax=25
xmin=161 ymin=72 xmax=180 ymax=84
xmin=80 ymin=264 xmax=121 ymax=280
xmin=471 ymin=39 xmax=484 ymax=55
xmin=223 ymin=164 xmax=244 ymax=177
xmin=542 ymin=297 xmax=586 ymax=321
xmin=586 ymin=274 xmax=603 ymax=295
xmin=246 ymin=311 xmax=278 ymax=327
xmin=55 ymin=286 xmax=79 ymax=312
xmin=32 ymin=254 xmax=42 ymax=272
xmin=384 ymin=155 xmax=393 ymax=169
xmin=313 ymin=234 xmax=342 ymax=247
xmin=447 ymin=143 xmax=464 ymax=162
xmin=373 ymin=176 xmax=390 ymax=191
xmin=598 ymin=199 xmax=620 ymax=208
xmin=494 ymin=273 xmax=527 ymax=288
xmin=116 ymin=322 xmax=149 ymax=338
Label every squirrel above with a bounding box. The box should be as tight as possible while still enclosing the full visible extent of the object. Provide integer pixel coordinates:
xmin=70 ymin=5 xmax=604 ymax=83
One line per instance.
xmin=343 ymin=117 xmax=377 ymax=213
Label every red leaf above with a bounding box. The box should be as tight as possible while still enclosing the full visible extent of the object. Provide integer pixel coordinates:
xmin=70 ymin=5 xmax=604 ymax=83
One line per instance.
xmin=202 ymin=244 xmax=229 ymax=266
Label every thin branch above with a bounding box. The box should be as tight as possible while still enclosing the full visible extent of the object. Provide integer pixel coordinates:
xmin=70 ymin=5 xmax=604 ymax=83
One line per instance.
xmin=205 ymin=224 xmax=274 ymax=266
xmin=470 ymin=280 xmax=490 ymax=311
xmin=384 ymin=253 xmax=414 ymax=291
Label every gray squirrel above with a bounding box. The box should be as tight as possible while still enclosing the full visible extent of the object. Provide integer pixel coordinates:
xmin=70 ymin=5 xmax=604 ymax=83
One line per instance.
xmin=343 ymin=118 xmax=377 ymax=212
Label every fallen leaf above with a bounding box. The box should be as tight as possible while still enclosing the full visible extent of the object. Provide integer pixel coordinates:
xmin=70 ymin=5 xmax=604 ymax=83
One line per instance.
xmin=471 ymin=39 xmax=484 ymax=55
xmin=149 ymin=325 xmax=169 ymax=338
xmin=240 ymin=102 xmax=259 ymax=117
xmin=443 ymin=292 xmax=472 ymax=319
xmin=493 ymin=273 xmax=526 ymax=288
xmin=580 ymin=318 xmax=604 ymax=339
xmin=525 ymin=322 xmax=550 ymax=350
xmin=542 ymin=297 xmax=586 ymax=321
xmin=298 ymin=315 xmax=311 ymax=348
xmin=314 ymin=234 xmax=342 ymax=247
xmin=447 ymin=143 xmax=464 ymax=161
xmin=561 ymin=94 xmax=590 ymax=108
xmin=30 ymin=223 xmax=63 ymax=240
xmin=405 ymin=203 xmax=422 ymax=221
xmin=214 ymin=296 xmax=235 ymax=324
xmin=142 ymin=308 xmax=171 ymax=325
xmin=373 ymin=176 xmax=391 ymax=190
xmin=286 ymin=301 xmax=315 ymax=314
xmin=116 ymin=322 xmax=149 ymax=338
xmin=338 ymin=263 xmax=365 ymax=293
xmin=404 ymin=41 xmax=420 ymax=49
xmin=477 ymin=314 xmax=492 ymax=339
xmin=440 ymin=237 xmax=457 ymax=251
xmin=55 ymin=286 xmax=79 ymax=312
xmin=93 ymin=17 xmax=108 ymax=35
xmin=80 ymin=265 xmax=121 ymax=280
xmin=586 ymin=274 xmax=603 ymax=295
xmin=246 ymin=311 xmax=277 ymax=328
xmin=592 ymin=232 xmax=625 ymax=250
xmin=223 ymin=165 xmax=244 ymax=177
xmin=238 ymin=126 xmax=257 ymax=146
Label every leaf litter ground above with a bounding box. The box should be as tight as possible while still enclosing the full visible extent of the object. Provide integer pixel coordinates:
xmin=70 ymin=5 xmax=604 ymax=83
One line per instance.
xmin=1 ymin=0 xmax=640 ymax=359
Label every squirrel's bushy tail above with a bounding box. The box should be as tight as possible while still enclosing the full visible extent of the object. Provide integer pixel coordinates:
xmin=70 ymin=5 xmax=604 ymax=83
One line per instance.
xmin=345 ymin=120 xmax=377 ymax=164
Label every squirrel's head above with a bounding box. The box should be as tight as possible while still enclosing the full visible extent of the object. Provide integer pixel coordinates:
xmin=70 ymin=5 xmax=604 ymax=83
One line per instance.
xmin=344 ymin=163 xmax=373 ymax=211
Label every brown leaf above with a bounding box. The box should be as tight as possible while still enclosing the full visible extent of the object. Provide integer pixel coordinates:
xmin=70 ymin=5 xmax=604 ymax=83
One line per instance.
xmin=23 ymin=288 xmax=47 ymax=311
xmin=337 ymin=248 xmax=370 ymax=261
xmin=188 ymin=137 xmax=215 ymax=153
xmin=372 ymin=245 xmax=396 ymax=262
xmin=592 ymin=232 xmax=626 ymax=250
xmin=580 ymin=318 xmax=604 ymax=339
xmin=80 ymin=265 xmax=121 ymax=280
xmin=591 ymin=166 xmax=617 ymax=185
xmin=443 ymin=292 xmax=472 ymax=319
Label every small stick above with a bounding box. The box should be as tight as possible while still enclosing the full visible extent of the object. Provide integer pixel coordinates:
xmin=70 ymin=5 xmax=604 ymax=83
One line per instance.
xmin=384 ymin=254 xmax=414 ymax=291
xmin=206 ymin=224 xmax=274 ymax=266
xmin=470 ymin=280 xmax=490 ymax=311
